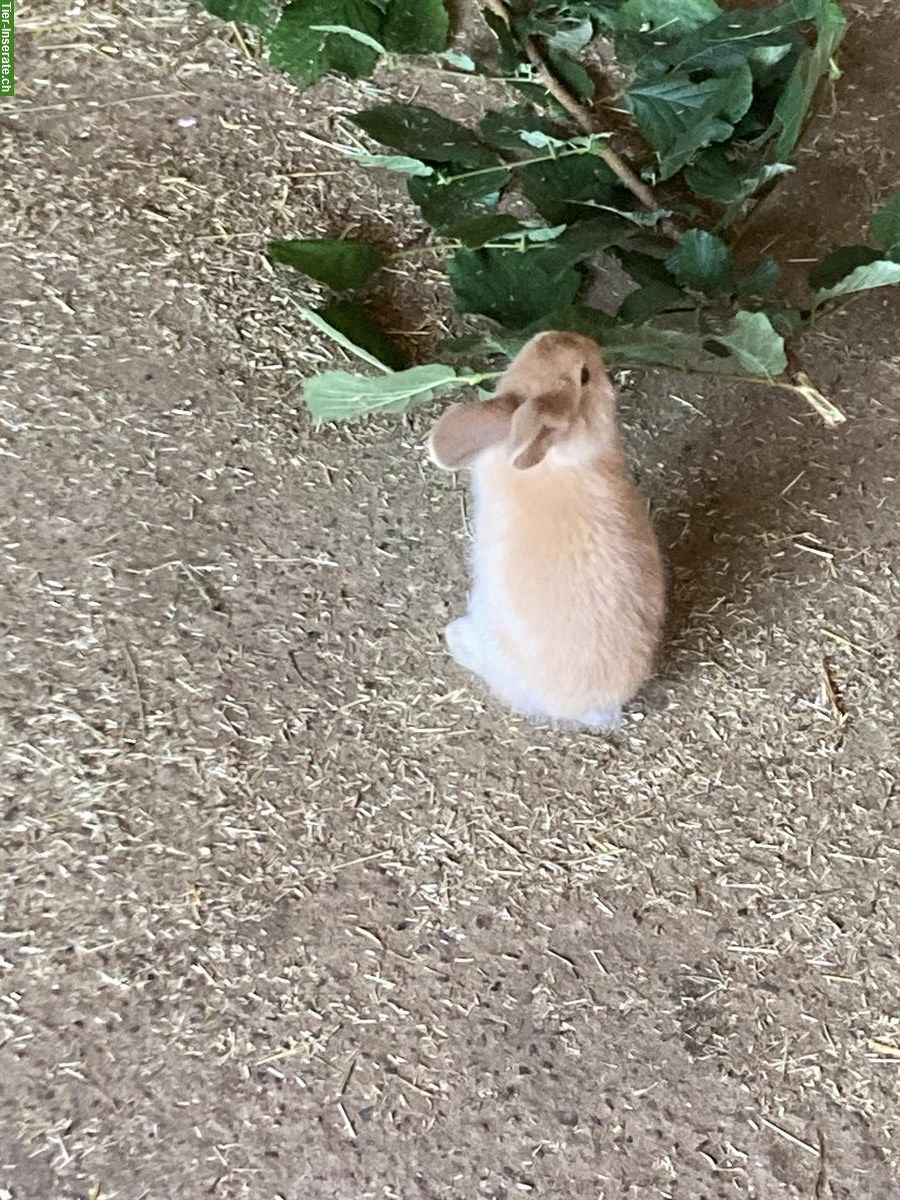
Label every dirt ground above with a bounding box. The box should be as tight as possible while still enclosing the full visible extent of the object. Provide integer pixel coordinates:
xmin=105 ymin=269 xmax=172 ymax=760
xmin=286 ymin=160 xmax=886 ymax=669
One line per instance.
xmin=3 ymin=2 xmax=899 ymax=1198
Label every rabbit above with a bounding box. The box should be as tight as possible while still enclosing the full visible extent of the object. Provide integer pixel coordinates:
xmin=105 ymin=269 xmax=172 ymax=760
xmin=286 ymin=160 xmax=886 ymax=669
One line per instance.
xmin=427 ymin=330 xmax=665 ymax=729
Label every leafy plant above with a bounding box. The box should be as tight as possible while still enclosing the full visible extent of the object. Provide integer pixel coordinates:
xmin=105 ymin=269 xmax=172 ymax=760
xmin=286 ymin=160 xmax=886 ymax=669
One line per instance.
xmin=201 ymin=0 xmax=900 ymax=428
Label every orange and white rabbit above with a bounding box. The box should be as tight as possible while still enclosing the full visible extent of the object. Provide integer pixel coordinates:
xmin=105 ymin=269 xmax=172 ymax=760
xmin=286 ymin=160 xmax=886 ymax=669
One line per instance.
xmin=428 ymin=331 xmax=664 ymax=728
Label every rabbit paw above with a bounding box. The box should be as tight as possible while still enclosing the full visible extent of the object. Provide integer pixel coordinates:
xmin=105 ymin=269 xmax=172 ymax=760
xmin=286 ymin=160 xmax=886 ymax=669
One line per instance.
xmin=445 ymin=616 xmax=481 ymax=672
xmin=581 ymin=705 xmax=623 ymax=731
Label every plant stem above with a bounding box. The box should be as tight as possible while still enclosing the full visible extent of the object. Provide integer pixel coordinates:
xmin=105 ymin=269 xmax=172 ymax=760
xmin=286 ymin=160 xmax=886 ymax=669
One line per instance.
xmin=637 ymin=358 xmax=845 ymax=425
xmin=482 ymin=0 xmax=681 ymax=241
xmin=440 ymin=136 xmax=610 ymax=185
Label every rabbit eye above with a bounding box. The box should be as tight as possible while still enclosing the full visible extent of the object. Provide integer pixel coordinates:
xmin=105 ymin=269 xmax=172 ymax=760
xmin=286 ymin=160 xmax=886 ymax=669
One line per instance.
xmin=580 ymin=365 xmax=591 ymax=385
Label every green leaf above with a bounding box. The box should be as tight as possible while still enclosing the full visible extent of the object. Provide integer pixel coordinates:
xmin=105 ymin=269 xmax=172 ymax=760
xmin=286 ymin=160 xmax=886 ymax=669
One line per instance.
xmin=770 ymin=1 xmax=848 ymax=159
xmin=295 ymin=303 xmax=390 ymax=370
xmin=616 ymin=283 xmax=686 ymax=325
xmin=478 ymin=106 xmax=571 ymax=152
xmin=602 ymin=324 xmax=714 ymax=369
xmin=449 ymin=246 xmax=581 ymax=328
xmin=870 ymin=190 xmax=900 ymax=253
xmin=814 ymin=259 xmax=900 ymax=305
xmin=440 ymin=49 xmax=477 ymax=71
xmin=382 ymin=0 xmax=449 ymax=53
xmin=546 ymin=46 xmax=595 ymax=103
xmin=808 ymin=245 xmax=881 ymax=291
xmin=316 ymin=299 xmax=407 ymax=371
xmin=547 ymin=16 xmax=594 ymax=56
xmin=304 ymin=363 xmax=460 ymax=422
xmin=615 ymin=0 xmax=721 ymax=39
xmin=625 ymin=66 xmax=753 ymax=179
xmin=660 ymin=116 xmax=734 ymax=180
xmin=443 ymin=215 xmax=569 ymax=248
xmin=507 ymin=223 xmax=570 ymax=244
xmin=440 ymin=332 xmax=524 ymax=359
xmin=443 ymin=214 xmax=529 ymax=247
xmin=267 ymin=238 xmax=383 ymax=291
xmin=610 ymin=246 xmax=675 ymax=288
xmin=737 ymin=258 xmax=780 ymax=296
xmin=550 ymin=216 xmax=635 ymax=264
xmin=712 ymin=311 xmax=787 ymax=377
xmin=666 ymin=229 xmax=734 ymax=294
xmin=766 ymin=303 xmax=805 ymax=337
xmin=509 ymin=80 xmax=576 ymax=120
xmin=269 ymin=0 xmax=383 ymax=88
xmin=526 ymin=305 xmax=616 ymax=341
xmin=482 ymin=6 xmax=520 ymax=71
xmin=407 ymin=168 xmax=510 ymax=232
xmin=519 ymin=153 xmax=624 ymax=224
xmin=352 ymin=103 xmax=498 ymax=168
xmin=347 ymin=150 xmax=435 ymax=177
xmin=308 ymin=24 xmax=386 ymax=54
xmin=650 ymin=0 xmax=816 ymax=74
xmin=684 ymin=149 xmax=794 ymax=204
xmin=202 ymin=0 xmax=273 ymax=27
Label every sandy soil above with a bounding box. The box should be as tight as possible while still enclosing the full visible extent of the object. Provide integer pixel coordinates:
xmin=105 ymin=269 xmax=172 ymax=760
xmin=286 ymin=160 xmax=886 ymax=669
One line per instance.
xmin=2 ymin=2 xmax=899 ymax=1198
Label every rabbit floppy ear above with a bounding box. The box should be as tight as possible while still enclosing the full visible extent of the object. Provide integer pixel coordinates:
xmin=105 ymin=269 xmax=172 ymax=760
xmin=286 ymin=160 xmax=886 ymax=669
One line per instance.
xmin=428 ymin=394 xmax=519 ymax=470
xmin=508 ymin=391 xmax=570 ymax=471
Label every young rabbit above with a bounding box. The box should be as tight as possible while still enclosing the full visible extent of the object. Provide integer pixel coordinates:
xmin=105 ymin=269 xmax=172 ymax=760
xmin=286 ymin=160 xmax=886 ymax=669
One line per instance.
xmin=428 ymin=330 xmax=664 ymax=729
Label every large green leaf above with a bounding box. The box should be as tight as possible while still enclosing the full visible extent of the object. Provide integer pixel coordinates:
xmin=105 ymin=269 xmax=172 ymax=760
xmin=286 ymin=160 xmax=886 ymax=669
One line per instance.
xmin=808 ymin=245 xmax=881 ymax=290
xmin=382 ymin=0 xmax=449 ymax=53
xmin=770 ymin=0 xmax=847 ymax=159
xmin=352 ymin=104 xmax=499 ymax=168
xmin=407 ymin=168 xmax=510 ymax=232
xmin=684 ymin=149 xmax=793 ymax=204
xmin=661 ymin=115 xmax=734 ymax=180
xmin=666 ymin=229 xmax=734 ymax=294
xmin=478 ymin=106 xmax=571 ymax=152
xmin=550 ymin=215 xmax=635 ymax=264
xmin=650 ymin=0 xmax=817 ymax=74
xmin=615 ymin=0 xmax=721 ymax=39
xmin=627 ymin=74 xmax=732 ymax=145
xmin=870 ymin=189 xmax=900 ymax=253
xmin=202 ymin=0 xmax=273 ymax=27
xmin=712 ymin=311 xmax=787 ymax=377
xmin=601 ymin=324 xmax=715 ymax=368
xmin=316 ymin=299 xmax=407 ymax=370
xmin=616 ymin=283 xmax=687 ymax=325
xmin=625 ymin=66 xmax=753 ymax=178
xmin=449 ymin=246 xmax=582 ymax=328
xmin=814 ymin=260 xmax=900 ymax=305
xmin=304 ymin=363 xmax=460 ymax=422
xmin=267 ymin=238 xmax=383 ymax=290
xmin=519 ymin=153 xmax=624 ymax=224
xmin=269 ymin=0 xmax=382 ymax=88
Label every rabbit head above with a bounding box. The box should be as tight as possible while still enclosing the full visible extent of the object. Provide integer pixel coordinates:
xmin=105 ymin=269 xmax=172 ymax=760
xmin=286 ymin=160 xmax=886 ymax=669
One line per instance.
xmin=429 ymin=332 xmax=618 ymax=473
